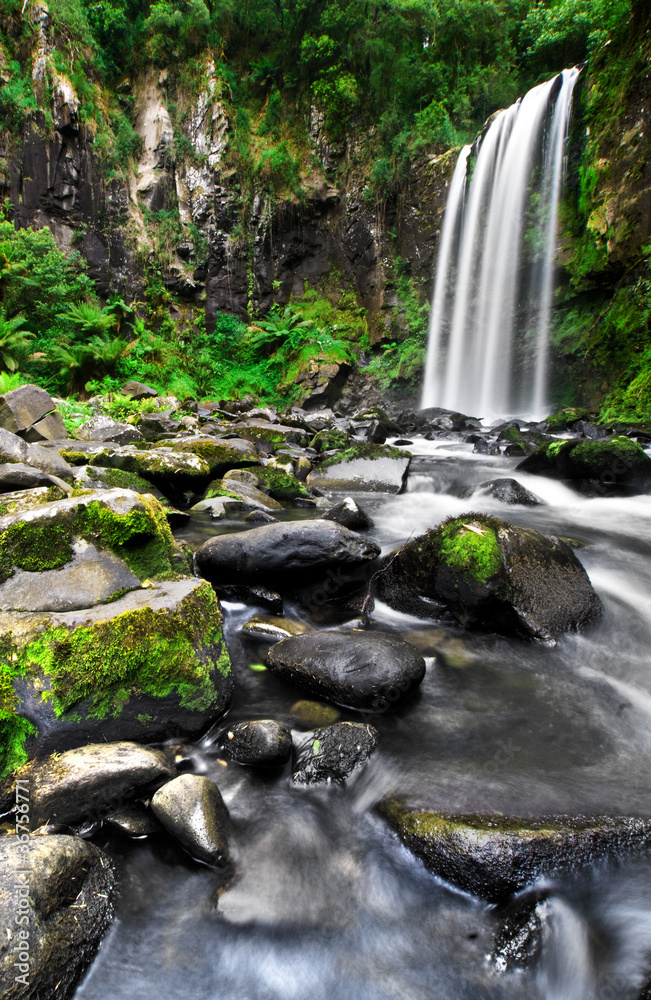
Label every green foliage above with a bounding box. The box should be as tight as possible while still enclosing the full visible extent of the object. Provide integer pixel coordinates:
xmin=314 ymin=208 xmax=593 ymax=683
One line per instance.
xmin=521 ymin=0 xmax=631 ymax=73
xmin=438 ymin=517 xmax=503 ymax=584
xmin=144 ymin=0 xmax=211 ymax=64
xmin=0 ymin=309 xmax=32 ymax=372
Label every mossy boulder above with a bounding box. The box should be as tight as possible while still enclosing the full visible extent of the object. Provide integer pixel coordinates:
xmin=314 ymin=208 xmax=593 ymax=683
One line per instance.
xmin=380 ymin=801 xmax=651 ymax=903
xmin=0 ymin=485 xmax=67 ymax=516
xmin=227 ymin=419 xmax=310 ymax=450
xmin=0 ymin=488 xmax=189 ymax=589
xmin=307 ymin=443 xmax=412 ymax=493
xmin=517 ymin=436 xmax=651 ymax=494
xmin=539 ymin=407 xmax=591 ymax=432
xmin=0 ymin=835 xmax=116 ymax=1000
xmin=88 ymin=446 xmax=212 ymax=495
xmin=155 ymin=437 xmax=259 ymax=477
xmin=372 ymin=514 xmax=602 ymax=641
xmin=0 ymin=577 xmax=232 ymax=777
xmin=310 ymin=429 xmax=350 ymax=454
xmin=236 ymin=464 xmax=311 ymax=502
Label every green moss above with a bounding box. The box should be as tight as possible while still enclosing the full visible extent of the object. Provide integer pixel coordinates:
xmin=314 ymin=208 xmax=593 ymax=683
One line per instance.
xmin=5 ymin=581 xmax=230 ymax=726
xmin=246 ymin=465 xmax=310 ymax=501
xmin=204 ymin=484 xmax=247 ymax=501
xmin=0 ymin=520 xmax=74 ymax=584
xmin=74 ymin=495 xmax=180 ymax=581
xmin=381 ymin=800 xmax=563 ymax=842
xmin=58 ymin=449 xmax=95 ymax=466
xmin=570 ymin=436 xmax=646 ymax=473
xmin=320 ymin=442 xmax=410 ymax=469
xmin=542 ymin=408 xmax=590 ymax=431
xmin=545 ymin=440 xmax=572 ymax=459
xmin=310 ymin=429 xmax=350 ymax=454
xmin=90 ymin=466 xmax=158 ymax=494
xmin=437 ymin=517 xmax=503 ymax=585
xmin=164 ymin=440 xmax=257 ymax=475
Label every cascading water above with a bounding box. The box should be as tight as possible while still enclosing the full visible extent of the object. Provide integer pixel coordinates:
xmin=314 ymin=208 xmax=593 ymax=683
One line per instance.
xmin=421 ymin=68 xmax=580 ymax=419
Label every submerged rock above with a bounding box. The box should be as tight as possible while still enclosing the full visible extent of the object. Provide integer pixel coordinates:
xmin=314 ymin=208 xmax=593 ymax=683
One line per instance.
xmin=266 ymin=630 xmax=425 ymax=711
xmin=292 ymin=721 xmax=379 ymax=784
xmin=290 ymin=699 xmax=341 ymax=728
xmin=380 ymin=802 xmax=651 ymax=903
xmin=221 ymin=720 xmax=293 ymax=766
xmin=491 ymin=889 xmax=551 ymax=972
xmin=0 ymin=835 xmax=115 ymax=1000
xmin=517 ymin=437 xmax=651 ymax=494
xmin=322 ymin=496 xmax=373 ymax=530
xmin=196 ymin=519 xmax=380 ymax=586
xmin=5 ymin=741 xmax=175 ymax=828
xmin=372 ymin=514 xmax=602 ymax=641
xmin=151 ymin=773 xmax=229 ymax=865
xmin=106 ymin=801 xmax=162 ymax=837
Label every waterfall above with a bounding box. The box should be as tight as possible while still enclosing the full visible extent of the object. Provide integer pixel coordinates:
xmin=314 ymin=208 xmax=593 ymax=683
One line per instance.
xmin=421 ymin=68 xmax=580 ymax=419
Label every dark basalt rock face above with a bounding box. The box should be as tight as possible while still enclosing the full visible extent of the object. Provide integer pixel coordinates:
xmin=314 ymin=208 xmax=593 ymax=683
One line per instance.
xmin=0 ymin=835 xmax=116 ymax=1000
xmin=517 ymin=437 xmax=651 ymax=495
xmin=220 ymin=719 xmax=293 ymax=767
xmin=195 ymin=519 xmax=380 ymax=586
xmin=292 ymin=721 xmax=379 ymax=785
xmin=380 ymin=802 xmax=651 ymax=904
xmin=491 ymin=889 xmax=551 ymax=972
xmin=372 ymin=514 xmax=602 ymax=641
xmin=266 ymin=630 xmax=425 ymax=711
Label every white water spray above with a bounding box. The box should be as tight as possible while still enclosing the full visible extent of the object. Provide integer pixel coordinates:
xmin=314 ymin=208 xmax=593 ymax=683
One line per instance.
xmin=421 ymin=68 xmax=579 ymax=418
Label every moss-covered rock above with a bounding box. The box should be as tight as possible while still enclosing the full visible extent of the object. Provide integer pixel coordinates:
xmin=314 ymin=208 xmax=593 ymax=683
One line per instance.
xmin=88 ymin=447 xmax=212 ymax=493
xmin=308 ymin=443 xmax=412 ymax=493
xmin=155 ymin=437 xmax=259 ymax=477
xmin=241 ymin=464 xmax=310 ymax=502
xmin=0 ymin=578 xmax=232 ymax=777
xmin=380 ymin=800 xmax=651 ymax=903
xmin=540 ymin=408 xmax=591 ymax=432
xmin=0 ymin=488 xmax=187 ymax=587
xmin=310 ymin=429 xmax=350 ymax=454
xmin=372 ymin=514 xmax=602 ymax=641
xmin=517 ymin=436 xmax=651 ymax=494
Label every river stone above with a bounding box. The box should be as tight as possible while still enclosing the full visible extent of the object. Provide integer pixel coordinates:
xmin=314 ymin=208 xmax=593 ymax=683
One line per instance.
xmin=89 ymin=447 xmax=212 ymax=491
xmin=106 ymin=802 xmax=163 ymax=837
xmin=372 ymin=514 xmax=602 ymax=641
xmin=322 ymin=496 xmax=373 ymax=530
xmin=0 ymin=541 xmax=141 ymax=611
xmin=77 ymin=414 xmax=143 ymax=446
xmin=221 ymin=720 xmax=293 ymax=766
xmin=151 ymin=773 xmax=229 ymax=865
xmin=307 ymin=445 xmax=411 ymax=493
xmin=207 ymin=478 xmax=284 ymax=510
xmin=292 ymin=721 xmax=379 ymax=785
xmin=0 ymin=835 xmax=115 ymax=1000
xmin=241 ymin=615 xmax=309 ymax=642
xmin=491 ymin=889 xmax=550 ymax=971
xmin=23 ymin=410 xmax=68 ymax=442
xmin=196 ymin=520 xmax=380 ymax=586
xmin=121 ymin=380 xmax=158 ymax=400
xmin=0 ymin=485 xmax=67 ymax=515
xmin=290 ymin=700 xmax=341 ymax=727
xmin=0 ymin=427 xmax=29 ymax=464
xmin=266 ymin=630 xmax=426 ymax=711
xmin=6 ymin=741 xmax=175 ymax=828
xmin=245 ymin=509 xmax=279 ymax=524
xmin=0 ymin=462 xmax=53 ymax=491
xmin=156 ymin=436 xmax=261 ymax=477
xmin=26 ymin=441 xmax=74 ymax=480
xmin=517 ymin=436 xmax=651 ymax=494
xmin=0 ymin=577 xmax=232 ymax=774
xmin=0 ymin=385 xmax=55 ymax=434
xmin=380 ymin=803 xmax=651 ymax=903
xmin=474 ymin=478 xmax=545 ymax=506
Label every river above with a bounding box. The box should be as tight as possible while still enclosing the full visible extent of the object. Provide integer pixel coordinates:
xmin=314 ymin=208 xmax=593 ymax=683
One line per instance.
xmin=73 ymin=434 xmax=651 ymax=1000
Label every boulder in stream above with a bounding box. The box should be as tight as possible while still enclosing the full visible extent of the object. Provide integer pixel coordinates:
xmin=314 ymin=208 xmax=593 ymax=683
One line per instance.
xmin=322 ymin=496 xmax=373 ymax=530
xmin=195 ymin=519 xmax=380 ymax=586
xmin=221 ymin=720 xmax=293 ymax=766
xmin=0 ymin=835 xmax=116 ymax=1000
xmin=372 ymin=514 xmax=602 ymax=641
xmin=307 ymin=443 xmax=411 ymax=493
xmin=2 ymin=741 xmax=175 ymax=828
xmin=473 ymin=478 xmax=545 ymax=506
xmin=266 ymin=630 xmax=425 ymax=711
xmin=292 ymin=721 xmax=379 ymax=784
xmin=380 ymin=802 xmax=651 ymax=903
xmin=517 ymin=436 xmax=651 ymax=494
xmin=151 ymin=773 xmax=230 ymax=865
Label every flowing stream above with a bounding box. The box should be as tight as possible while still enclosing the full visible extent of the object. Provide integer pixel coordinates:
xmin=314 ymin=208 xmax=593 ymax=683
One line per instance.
xmin=421 ymin=69 xmax=580 ymax=420
xmin=73 ymin=435 xmax=651 ymax=1000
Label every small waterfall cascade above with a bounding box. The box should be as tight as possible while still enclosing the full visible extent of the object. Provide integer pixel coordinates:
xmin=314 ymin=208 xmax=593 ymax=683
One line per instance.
xmin=420 ymin=68 xmax=580 ymax=418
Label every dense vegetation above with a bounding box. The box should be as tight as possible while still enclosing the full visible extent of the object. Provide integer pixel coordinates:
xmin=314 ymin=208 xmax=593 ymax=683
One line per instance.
xmin=0 ymin=0 xmax=647 ymax=418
